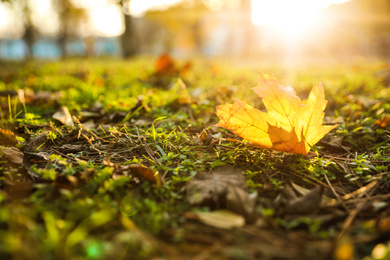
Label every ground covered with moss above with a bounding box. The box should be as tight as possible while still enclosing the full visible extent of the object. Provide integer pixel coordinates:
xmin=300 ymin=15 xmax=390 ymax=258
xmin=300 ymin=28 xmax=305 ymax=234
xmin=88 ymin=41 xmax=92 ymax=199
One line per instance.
xmin=0 ymin=57 xmax=389 ymax=259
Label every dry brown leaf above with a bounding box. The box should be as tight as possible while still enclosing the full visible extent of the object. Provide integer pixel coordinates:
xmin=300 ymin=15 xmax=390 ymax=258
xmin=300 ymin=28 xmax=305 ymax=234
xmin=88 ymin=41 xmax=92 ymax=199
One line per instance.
xmin=268 ymin=185 xmax=323 ymax=216
xmin=0 ymin=128 xmax=18 ymax=146
xmin=186 ymin=165 xmax=247 ymax=206
xmin=282 ymin=186 xmax=323 ymax=215
xmin=23 ymin=152 xmax=51 ymax=179
xmin=53 ymin=106 xmax=74 ymax=126
xmin=216 ymin=73 xmax=337 ymax=154
xmin=186 ymin=165 xmax=255 ymax=217
xmin=291 ymin=181 xmax=332 ymax=203
xmin=191 ymin=210 xmax=245 ymax=229
xmin=23 ymin=134 xmax=48 ymax=152
xmin=128 ymin=164 xmax=158 ymax=183
xmin=0 ymin=146 xmax=23 ymax=165
xmin=103 ymin=156 xmax=163 ymax=185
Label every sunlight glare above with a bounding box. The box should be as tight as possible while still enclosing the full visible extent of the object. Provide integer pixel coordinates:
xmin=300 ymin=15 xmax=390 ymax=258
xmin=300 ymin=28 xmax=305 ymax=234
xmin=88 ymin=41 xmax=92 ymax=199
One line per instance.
xmin=30 ymin=0 xmax=60 ymax=36
xmin=0 ymin=4 xmax=24 ymax=37
xmin=0 ymin=5 xmax=10 ymax=32
xmin=129 ymin=0 xmax=182 ymax=17
xmin=90 ymin=4 xmax=124 ymax=37
xmin=71 ymin=0 xmax=124 ymax=37
xmin=252 ymin=0 xmax=350 ymax=40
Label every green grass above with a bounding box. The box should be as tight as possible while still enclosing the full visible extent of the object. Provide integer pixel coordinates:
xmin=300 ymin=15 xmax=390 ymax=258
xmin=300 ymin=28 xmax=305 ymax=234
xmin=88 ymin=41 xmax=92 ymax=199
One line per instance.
xmin=0 ymin=57 xmax=389 ymax=259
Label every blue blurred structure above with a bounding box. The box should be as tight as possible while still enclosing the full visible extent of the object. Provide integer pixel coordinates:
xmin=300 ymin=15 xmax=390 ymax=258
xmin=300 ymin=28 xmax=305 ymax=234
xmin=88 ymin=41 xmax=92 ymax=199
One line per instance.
xmin=0 ymin=37 xmax=122 ymax=60
xmin=33 ymin=38 xmax=62 ymax=59
xmin=94 ymin=37 xmax=122 ymax=57
xmin=0 ymin=39 xmax=28 ymax=60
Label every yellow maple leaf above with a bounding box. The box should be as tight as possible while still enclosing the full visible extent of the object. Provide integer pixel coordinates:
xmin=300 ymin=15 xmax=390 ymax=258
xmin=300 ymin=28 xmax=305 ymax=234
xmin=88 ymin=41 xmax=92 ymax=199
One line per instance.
xmin=216 ymin=73 xmax=337 ymax=154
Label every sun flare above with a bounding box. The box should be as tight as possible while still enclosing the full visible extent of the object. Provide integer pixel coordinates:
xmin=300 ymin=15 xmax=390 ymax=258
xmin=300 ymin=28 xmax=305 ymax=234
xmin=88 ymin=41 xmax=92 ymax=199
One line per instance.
xmin=252 ymin=0 xmax=349 ymax=40
xmin=90 ymin=4 xmax=124 ymax=37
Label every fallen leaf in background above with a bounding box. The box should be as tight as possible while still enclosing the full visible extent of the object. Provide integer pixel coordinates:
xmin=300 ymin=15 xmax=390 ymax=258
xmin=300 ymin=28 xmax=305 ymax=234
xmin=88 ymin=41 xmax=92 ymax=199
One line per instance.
xmin=1 ymin=144 xmax=33 ymax=200
xmin=150 ymin=53 xmax=193 ymax=89
xmin=0 ymin=129 xmax=18 ymax=146
xmin=179 ymin=60 xmax=192 ymax=75
xmin=53 ymin=106 xmax=74 ymax=126
xmin=23 ymin=134 xmax=48 ymax=152
xmin=226 ymin=185 xmax=257 ymax=218
xmin=272 ymin=185 xmax=323 ymax=215
xmin=155 ymin=53 xmax=176 ymax=76
xmin=334 ymin=236 xmax=354 ymax=260
xmin=187 ymin=210 xmax=245 ymax=229
xmin=0 ymin=146 xmax=23 ymax=165
xmin=375 ymin=116 xmax=390 ymax=128
xmin=17 ymin=89 xmax=63 ymax=106
xmin=282 ymin=186 xmax=323 ymax=215
xmin=17 ymin=89 xmax=25 ymax=104
xmin=378 ymin=214 xmax=390 ymax=233
xmin=23 ymin=152 xmax=73 ymax=180
xmin=149 ymin=53 xmax=177 ymax=89
xmin=291 ymin=181 xmax=332 ymax=203
xmin=23 ymin=152 xmax=51 ymax=178
xmin=318 ymin=135 xmax=350 ymax=153
xmin=105 ymin=159 xmax=163 ymax=185
xmin=81 ymin=119 xmax=96 ymax=130
xmin=154 ymin=53 xmax=192 ymax=76
xmin=186 ymin=165 xmax=255 ymax=217
xmin=216 ymin=73 xmax=337 ymax=154
xmin=186 ymin=165 xmax=246 ymax=206
xmin=127 ymin=164 xmax=159 ymax=183
xmin=290 ymin=181 xmax=312 ymax=196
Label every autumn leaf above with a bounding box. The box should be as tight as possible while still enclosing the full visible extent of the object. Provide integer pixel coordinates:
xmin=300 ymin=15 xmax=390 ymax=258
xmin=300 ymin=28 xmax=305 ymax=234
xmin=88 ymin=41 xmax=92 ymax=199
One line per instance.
xmin=155 ymin=53 xmax=176 ymax=76
xmin=0 ymin=128 xmax=18 ymax=146
xmin=216 ymin=73 xmax=336 ymax=154
xmin=375 ymin=116 xmax=390 ymax=128
xmin=154 ymin=53 xmax=192 ymax=76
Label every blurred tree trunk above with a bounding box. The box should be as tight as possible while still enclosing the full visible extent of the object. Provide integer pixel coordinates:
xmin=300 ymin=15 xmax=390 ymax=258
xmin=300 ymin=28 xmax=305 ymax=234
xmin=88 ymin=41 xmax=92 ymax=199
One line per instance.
xmin=54 ymin=0 xmax=86 ymax=58
xmin=21 ymin=2 xmax=34 ymax=60
xmin=192 ymin=19 xmax=203 ymax=54
xmin=57 ymin=33 xmax=68 ymax=58
xmin=1 ymin=0 xmax=35 ymax=59
xmin=22 ymin=23 xmax=34 ymax=59
xmin=121 ymin=14 xmax=138 ymax=58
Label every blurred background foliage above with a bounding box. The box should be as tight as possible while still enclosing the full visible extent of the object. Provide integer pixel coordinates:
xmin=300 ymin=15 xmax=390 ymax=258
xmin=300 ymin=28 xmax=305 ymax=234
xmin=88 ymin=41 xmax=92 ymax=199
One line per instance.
xmin=0 ymin=0 xmax=389 ymax=62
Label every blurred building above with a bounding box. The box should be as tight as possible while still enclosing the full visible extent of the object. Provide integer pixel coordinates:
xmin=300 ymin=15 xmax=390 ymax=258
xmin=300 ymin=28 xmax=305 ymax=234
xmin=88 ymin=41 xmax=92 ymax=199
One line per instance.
xmin=0 ymin=37 xmax=122 ymax=60
xmin=0 ymin=39 xmax=28 ymax=59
